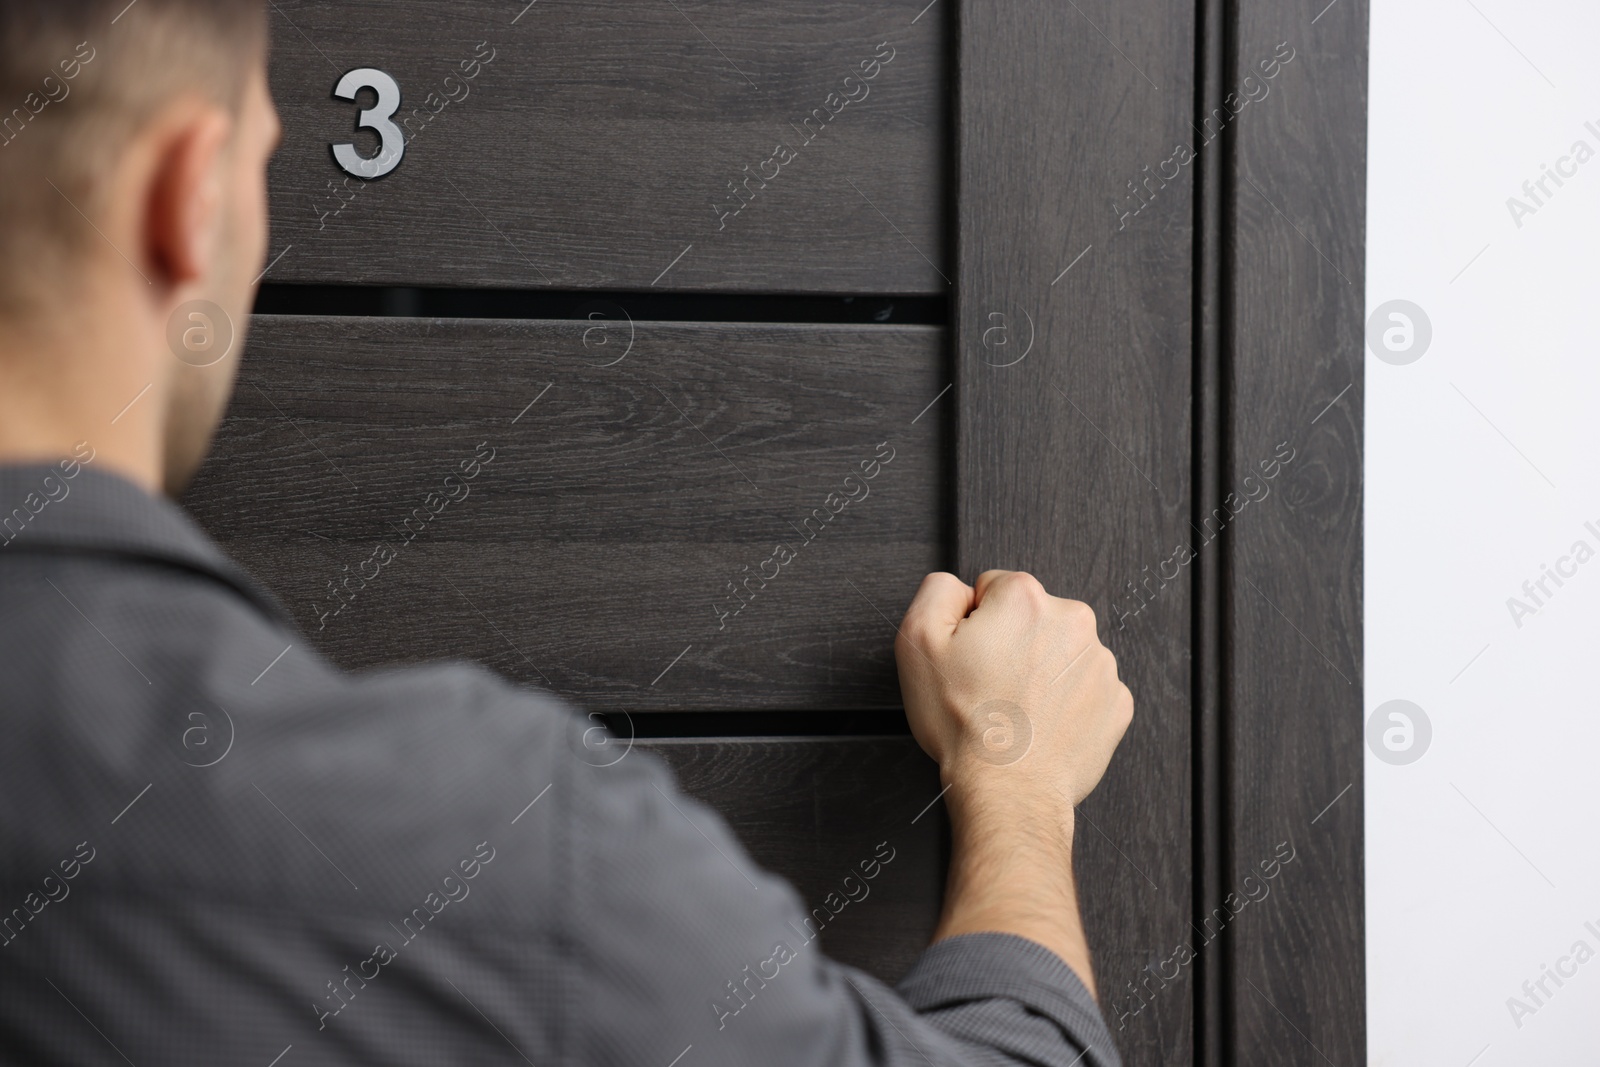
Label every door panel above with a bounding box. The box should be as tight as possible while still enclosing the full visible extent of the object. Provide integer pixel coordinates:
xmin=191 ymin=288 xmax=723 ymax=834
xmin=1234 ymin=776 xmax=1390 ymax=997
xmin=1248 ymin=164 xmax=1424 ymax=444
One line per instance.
xmin=262 ymin=0 xmax=946 ymax=291
xmin=185 ymin=315 xmax=946 ymax=709
xmin=652 ymin=736 xmax=944 ymax=983
xmin=1226 ymin=3 xmax=1366 ymax=1064
xmin=955 ymin=2 xmax=1196 ymax=1063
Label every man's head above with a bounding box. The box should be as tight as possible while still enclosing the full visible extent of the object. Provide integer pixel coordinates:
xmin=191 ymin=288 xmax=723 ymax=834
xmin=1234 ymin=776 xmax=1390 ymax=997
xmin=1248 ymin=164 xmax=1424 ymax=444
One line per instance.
xmin=0 ymin=0 xmax=277 ymax=495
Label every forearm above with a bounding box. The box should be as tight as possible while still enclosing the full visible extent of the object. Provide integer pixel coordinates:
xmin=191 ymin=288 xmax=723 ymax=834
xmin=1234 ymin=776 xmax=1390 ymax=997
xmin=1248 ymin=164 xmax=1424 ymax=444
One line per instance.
xmin=933 ymin=781 xmax=1098 ymax=999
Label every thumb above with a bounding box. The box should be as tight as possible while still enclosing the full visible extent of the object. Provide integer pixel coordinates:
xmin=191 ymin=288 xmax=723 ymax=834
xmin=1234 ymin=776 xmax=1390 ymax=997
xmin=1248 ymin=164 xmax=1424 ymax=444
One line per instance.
xmin=973 ymin=568 xmax=1023 ymax=607
xmin=900 ymin=571 xmax=975 ymax=645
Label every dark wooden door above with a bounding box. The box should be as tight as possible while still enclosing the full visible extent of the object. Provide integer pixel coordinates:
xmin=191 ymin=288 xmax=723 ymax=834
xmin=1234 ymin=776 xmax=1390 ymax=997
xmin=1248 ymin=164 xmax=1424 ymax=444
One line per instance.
xmin=184 ymin=2 xmax=1367 ymax=1063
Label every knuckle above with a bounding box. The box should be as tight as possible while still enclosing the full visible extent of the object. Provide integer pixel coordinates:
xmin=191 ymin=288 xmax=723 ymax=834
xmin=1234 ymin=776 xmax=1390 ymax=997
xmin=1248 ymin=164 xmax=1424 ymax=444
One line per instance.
xmin=896 ymin=616 xmax=930 ymax=650
xmin=999 ymin=572 xmax=1050 ymax=614
xmin=1017 ymin=572 xmax=1050 ymax=602
xmin=898 ymin=609 xmax=944 ymax=653
xmin=1061 ymin=598 xmax=1097 ymax=634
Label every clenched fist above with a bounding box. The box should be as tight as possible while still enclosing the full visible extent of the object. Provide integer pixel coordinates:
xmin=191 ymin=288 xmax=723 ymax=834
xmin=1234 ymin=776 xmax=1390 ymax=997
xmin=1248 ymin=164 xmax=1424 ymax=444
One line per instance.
xmin=895 ymin=569 xmax=1133 ymax=809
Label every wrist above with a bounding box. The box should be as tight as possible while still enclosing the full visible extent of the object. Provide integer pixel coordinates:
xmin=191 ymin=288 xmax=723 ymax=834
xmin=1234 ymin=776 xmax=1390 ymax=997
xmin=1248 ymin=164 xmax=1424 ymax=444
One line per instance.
xmin=941 ymin=765 xmax=1077 ymax=853
xmin=934 ymin=774 xmax=1095 ymax=998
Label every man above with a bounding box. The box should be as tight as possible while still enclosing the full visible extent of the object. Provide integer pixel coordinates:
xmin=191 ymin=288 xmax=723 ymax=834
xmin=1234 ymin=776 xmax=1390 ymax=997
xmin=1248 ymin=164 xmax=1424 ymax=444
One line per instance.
xmin=0 ymin=2 xmax=1134 ymax=1064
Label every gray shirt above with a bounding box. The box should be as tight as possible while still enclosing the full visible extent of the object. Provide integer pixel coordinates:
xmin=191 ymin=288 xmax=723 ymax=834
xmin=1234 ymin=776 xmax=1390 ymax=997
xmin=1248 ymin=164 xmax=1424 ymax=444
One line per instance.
xmin=0 ymin=463 xmax=1121 ymax=1067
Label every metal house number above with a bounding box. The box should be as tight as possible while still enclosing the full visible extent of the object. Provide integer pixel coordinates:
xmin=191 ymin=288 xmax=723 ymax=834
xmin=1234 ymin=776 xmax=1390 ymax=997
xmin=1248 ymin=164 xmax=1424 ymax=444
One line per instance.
xmin=331 ymin=68 xmax=405 ymax=179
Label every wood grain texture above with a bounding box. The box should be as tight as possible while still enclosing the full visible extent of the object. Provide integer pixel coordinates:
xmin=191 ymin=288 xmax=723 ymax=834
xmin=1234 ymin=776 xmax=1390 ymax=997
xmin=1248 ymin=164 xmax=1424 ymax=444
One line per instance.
xmin=954 ymin=3 xmax=1196 ymax=1064
xmin=262 ymin=0 xmax=946 ymax=292
xmin=647 ymin=736 xmax=944 ymax=982
xmin=184 ymin=315 xmax=948 ymax=710
xmin=1225 ymin=5 xmax=1366 ymax=1064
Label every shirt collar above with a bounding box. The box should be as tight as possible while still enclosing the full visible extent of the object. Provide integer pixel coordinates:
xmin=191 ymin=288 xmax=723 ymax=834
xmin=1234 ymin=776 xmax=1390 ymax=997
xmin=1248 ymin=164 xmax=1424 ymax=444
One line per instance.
xmin=0 ymin=462 xmax=293 ymax=628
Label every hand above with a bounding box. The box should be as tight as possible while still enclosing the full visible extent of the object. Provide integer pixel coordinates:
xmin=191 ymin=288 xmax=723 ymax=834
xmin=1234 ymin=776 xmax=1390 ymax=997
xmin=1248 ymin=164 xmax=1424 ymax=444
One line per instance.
xmin=895 ymin=570 xmax=1133 ymax=808
xmin=895 ymin=570 xmax=1133 ymax=994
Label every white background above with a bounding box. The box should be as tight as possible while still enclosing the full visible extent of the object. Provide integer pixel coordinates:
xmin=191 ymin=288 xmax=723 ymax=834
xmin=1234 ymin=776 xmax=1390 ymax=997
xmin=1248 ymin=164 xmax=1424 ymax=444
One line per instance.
xmin=1367 ymin=0 xmax=1600 ymax=1062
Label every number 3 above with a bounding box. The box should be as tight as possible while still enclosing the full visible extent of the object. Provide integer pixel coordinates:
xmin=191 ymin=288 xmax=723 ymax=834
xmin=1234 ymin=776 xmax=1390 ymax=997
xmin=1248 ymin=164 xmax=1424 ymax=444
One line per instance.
xmin=332 ymin=68 xmax=404 ymax=179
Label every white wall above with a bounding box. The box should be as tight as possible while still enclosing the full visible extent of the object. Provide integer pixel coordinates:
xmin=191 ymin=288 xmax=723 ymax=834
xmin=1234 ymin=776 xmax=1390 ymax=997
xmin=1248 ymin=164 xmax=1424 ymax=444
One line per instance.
xmin=1366 ymin=1 xmax=1600 ymax=1062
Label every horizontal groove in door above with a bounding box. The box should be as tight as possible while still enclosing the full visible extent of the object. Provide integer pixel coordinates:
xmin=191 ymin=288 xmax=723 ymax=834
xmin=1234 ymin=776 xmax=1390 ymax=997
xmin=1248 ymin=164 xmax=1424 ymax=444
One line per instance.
xmin=255 ymin=284 xmax=947 ymax=325
xmin=187 ymin=315 xmax=950 ymax=711
xmin=592 ymin=709 xmax=911 ymax=738
xmin=265 ymin=0 xmax=946 ymax=293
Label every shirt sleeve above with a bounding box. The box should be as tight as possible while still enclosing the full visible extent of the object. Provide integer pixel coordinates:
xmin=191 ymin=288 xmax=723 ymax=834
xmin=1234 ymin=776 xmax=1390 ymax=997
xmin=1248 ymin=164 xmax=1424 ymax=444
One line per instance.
xmin=563 ymin=723 xmax=1122 ymax=1067
xmin=898 ymin=933 xmax=1123 ymax=1067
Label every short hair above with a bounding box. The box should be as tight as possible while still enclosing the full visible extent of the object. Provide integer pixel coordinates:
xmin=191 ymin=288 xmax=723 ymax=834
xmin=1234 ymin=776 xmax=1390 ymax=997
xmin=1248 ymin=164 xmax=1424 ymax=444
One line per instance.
xmin=0 ymin=1 xmax=266 ymax=315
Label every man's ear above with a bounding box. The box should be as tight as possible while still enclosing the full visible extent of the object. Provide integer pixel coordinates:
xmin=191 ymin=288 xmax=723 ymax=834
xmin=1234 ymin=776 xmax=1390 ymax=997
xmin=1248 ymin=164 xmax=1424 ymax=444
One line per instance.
xmin=143 ymin=101 xmax=234 ymax=288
